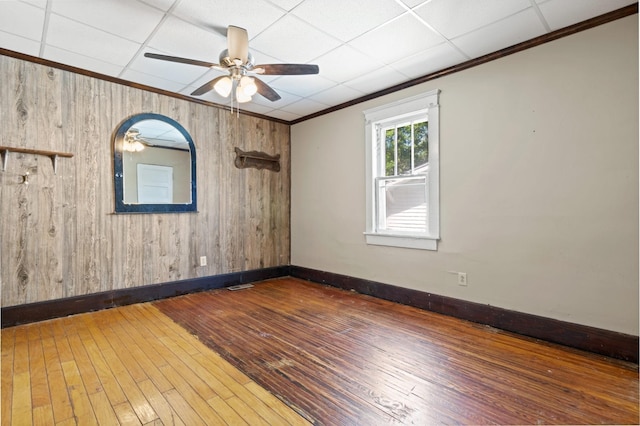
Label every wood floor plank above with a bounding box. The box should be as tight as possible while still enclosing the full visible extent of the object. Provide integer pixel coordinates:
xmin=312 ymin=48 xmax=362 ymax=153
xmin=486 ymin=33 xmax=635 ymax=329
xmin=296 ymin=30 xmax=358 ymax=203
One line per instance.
xmin=7 ymin=277 xmax=631 ymax=425
xmin=88 ymin=391 xmax=121 ymax=425
xmin=154 ymin=278 xmax=639 ymax=425
xmin=11 ymin=371 xmax=32 ymax=426
xmin=80 ymin=334 xmax=128 ymax=406
xmin=244 ymin=381 xmax=311 ymax=426
xmin=162 ymin=388 xmax=206 ymax=426
xmin=1 ymin=327 xmax=15 ymax=426
xmin=105 ymin=350 xmax=158 ymax=424
xmin=190 ymin=353 xmax=240 ymax=400
xmin=32 ymin=404 xmax=55 ymax=426
xmin=157 ymin=363 xmax=226 ymax=424
xmin=112 ymin=401 xmax=143 ymax=426
xmin=40 ymin=336 xmax=75 ymax=423
xmin=224 ymin=396 xmax=270 ymax=426
xmin=100 ymin=322 xmax=150 ymax=384
xmin=206 ymin=396 xmax=249 ymax=426
xmin=106 ymin=309 xmax=174 ymax=392
xmin=4 ymin=301 xmax=308 ymax=425
xmin=60 ymin=360 xmax=98 ymax=425
xmin=67 ymin=332 xmax=103 ymax=395
xmin=138 ymin=379 xmax=186 ymax=426
xmin=28 ymin=337 xmax=51 ymax=409
xmin=12 ymin=327 xmax=29 ymax=375
xmin=113 ymin=306 xmax=171 ymax=372
xmin=156 ymin=335 xmax=220 ymax=401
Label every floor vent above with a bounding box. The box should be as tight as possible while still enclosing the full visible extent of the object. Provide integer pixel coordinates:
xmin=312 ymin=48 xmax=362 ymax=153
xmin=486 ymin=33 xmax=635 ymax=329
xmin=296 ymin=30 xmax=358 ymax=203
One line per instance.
xmin=227 ymin=284 xmax=254 ymax=291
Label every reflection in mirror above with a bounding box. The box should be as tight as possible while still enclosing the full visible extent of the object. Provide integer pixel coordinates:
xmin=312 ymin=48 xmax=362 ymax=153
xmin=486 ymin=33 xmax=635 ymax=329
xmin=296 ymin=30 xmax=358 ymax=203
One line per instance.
xmin=114 ymin=113 xmax=197 ymax=213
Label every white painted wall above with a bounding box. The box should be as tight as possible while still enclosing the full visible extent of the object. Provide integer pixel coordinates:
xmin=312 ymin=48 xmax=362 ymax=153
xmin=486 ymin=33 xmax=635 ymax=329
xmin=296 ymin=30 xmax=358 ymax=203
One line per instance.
xmin=291 ymin=16 xmax=638 ymax=335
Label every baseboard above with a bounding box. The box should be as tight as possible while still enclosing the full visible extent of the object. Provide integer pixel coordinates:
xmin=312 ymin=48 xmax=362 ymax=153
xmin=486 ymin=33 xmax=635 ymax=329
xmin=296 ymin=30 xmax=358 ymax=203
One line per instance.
xmin=290 ymin=266 xmax=639 ymax=363
xmin=1 ymin=265 xmax=290 ymax=328
xmin=4 ymin=265 xmax=637 ymax=363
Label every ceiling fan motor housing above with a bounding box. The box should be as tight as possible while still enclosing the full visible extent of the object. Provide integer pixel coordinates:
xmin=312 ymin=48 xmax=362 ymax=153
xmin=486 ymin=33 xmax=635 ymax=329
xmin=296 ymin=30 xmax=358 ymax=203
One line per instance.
xmin=219 ymin=49 xmax=254 ymax=69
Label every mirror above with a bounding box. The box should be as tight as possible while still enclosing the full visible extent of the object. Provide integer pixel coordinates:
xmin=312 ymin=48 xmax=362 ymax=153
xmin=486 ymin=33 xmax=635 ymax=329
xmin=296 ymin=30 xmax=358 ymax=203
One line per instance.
xmin=113 ymin=113 xmax=197 ymax=213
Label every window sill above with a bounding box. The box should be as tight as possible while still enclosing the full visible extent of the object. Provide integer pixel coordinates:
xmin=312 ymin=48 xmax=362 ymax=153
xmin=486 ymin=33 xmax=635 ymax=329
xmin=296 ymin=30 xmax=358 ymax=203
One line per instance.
xmin=364 ymin=232 xmax=438 ymax=251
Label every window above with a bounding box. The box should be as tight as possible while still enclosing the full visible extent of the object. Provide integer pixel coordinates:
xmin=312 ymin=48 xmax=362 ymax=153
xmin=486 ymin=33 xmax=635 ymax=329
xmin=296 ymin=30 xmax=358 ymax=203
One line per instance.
xmin=364 ymin=90 xmax=440 ymax=250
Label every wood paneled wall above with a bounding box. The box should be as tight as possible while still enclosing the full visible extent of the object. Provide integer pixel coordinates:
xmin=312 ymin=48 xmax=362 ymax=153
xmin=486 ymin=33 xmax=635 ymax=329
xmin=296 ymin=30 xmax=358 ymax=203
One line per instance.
xmin=0 ymin=55 xmax=290 ymax=307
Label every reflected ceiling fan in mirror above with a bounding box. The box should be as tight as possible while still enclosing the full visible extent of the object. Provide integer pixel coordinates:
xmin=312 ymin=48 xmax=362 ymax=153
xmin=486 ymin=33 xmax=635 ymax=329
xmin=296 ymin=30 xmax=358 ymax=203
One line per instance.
xmin=145 ymin=25 xmax=319 ymax=110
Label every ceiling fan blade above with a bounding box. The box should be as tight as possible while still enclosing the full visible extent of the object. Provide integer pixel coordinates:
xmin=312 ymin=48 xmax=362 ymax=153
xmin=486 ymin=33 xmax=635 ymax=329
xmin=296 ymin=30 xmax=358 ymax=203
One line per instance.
xmin=191 ymin=75 xmax=227 ymax=96
xmin=227 ymin=25 xmax=249 ymax=64
xmin=144 ymin=52 xmax=220 ymax=68
xmin=253 ymin=64 xmax=319 ymax=75
xmin=254 ymin=78 xmax=281 ymax=102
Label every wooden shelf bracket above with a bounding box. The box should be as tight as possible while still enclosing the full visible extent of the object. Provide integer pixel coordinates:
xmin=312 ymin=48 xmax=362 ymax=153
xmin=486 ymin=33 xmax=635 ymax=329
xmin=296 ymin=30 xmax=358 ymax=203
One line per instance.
xmin=0 ymin=146 xmax=73 ymax=174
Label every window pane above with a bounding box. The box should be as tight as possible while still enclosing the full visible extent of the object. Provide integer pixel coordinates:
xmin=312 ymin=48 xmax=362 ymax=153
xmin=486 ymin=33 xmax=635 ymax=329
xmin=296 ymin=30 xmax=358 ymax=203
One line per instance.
xmin=414 ymin=121 xmax=428 ymax=170
xmin=385 ymin=128 xmax=395 ymax=176
xmin=377 ymin=176 xmax=427 ymax=233
xmin=397 ymin=124 xmax=412 ymax=175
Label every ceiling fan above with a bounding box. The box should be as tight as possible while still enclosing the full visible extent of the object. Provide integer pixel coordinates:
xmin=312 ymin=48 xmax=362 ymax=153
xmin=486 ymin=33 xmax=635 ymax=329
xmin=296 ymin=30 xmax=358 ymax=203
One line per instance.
xmin=123 ymin=128 xmax=183 ymax=151
xmin=144 ymin=25 xmax=319 ymax=105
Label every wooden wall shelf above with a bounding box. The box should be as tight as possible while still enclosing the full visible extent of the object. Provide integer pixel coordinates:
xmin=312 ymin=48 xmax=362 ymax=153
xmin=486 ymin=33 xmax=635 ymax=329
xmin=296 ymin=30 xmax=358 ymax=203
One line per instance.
xmin=234 ymin=147 xmax=280 ymax=172
xmin=0 ymin=146 xmax=73 ymax=174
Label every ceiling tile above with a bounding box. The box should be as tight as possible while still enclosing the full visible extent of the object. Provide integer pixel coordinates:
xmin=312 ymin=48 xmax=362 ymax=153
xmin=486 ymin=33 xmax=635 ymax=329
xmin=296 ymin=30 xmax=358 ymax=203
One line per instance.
xmin=280 ymin=97 xmax=331 ymax=116
xmin=349 ymin=14 xmax=444 ymax=65
xmin=250 ymin=87 xmax=301 ymax=109
xmin=249 ymin=14 xmax=342 ymax=64
xmin=452 ymin=9 xmax=547 ymax=58
xmin=44 ymin=46 xmax=124 ymax=77
xmin=392 ymin=42 xmax=468 ymax=79
xmin=0 ymin=0 xmax=632 ymax=122
xmin=400 ymin=0 xmax=430 ymax=8
xmin=50 ymin=0 xmax=165 ymax=43
xmin=138 ymin=0 xmax=176 ymax=12
xmin=129 ymin=48 xmax=210 ymax=85
xmin=292 ymin=0 xmax=405 ymax=42
xmin=19 ymin=0 xmax=45 ymax=8
xmin=263 ymin=108 xmax=302 ymax=121
xmin=311 ymin=84 xmax=366 ymax=106
xmin=234 ymin=101 xmax=276 ymax=116
xmin=172 ymin=0 xmax=286 ymax=38
xmin=120 ymin=68 xmax=189 ymax=92
xmin=46 ymin=14 xmax=141 ymax=66
xmin=267 ymin=0 xmax=304 ymax=12
xmin=415 ymin=0 xmax=531 ymax=39
xmin=0 ymin=32 xmax=41 ymax=57
xmin=0 ymin=1 xmax=44 ymax=41
xmin=538 ymin=0 xmax=637 ymax=30
xmin=343 ymin=65 xmax=411 ymax=94
xmin=313 ymin=44 xmax=386 ymax=84
xmin=270 ymin=74 xmax=337 ymax=98
xmin=147 ymin=15 xmax=226 ymax=61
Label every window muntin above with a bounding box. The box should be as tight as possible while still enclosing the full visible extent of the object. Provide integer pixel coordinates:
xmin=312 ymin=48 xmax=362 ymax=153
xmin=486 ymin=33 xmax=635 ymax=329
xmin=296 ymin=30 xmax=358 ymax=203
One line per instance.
xmin=383 ymin=119 xmax=428 ymax=177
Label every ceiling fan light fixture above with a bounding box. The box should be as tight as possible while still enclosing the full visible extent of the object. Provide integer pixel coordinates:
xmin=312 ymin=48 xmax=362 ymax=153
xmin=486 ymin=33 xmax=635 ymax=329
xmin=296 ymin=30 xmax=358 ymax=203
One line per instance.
xmin=239 ymin=76 xmax=258 ymax=97
xmin=214 ymin=76 xmax=233 ymax=97
xmin=124 ymin=140 xmax=145 ymax=152
xmin=235 ymin=86 xmax=252 ymax=103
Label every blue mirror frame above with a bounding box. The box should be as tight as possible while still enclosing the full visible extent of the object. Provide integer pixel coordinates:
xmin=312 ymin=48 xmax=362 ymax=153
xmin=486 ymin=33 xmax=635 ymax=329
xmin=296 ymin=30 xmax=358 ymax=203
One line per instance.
xmin=113 ymin=113 xmax=197 ymax=213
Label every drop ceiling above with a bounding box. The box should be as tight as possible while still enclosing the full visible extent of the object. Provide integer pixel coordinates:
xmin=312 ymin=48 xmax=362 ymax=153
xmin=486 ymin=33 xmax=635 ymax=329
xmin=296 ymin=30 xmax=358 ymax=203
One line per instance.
xmin=0 ymin=0 xmax=636 ymax=123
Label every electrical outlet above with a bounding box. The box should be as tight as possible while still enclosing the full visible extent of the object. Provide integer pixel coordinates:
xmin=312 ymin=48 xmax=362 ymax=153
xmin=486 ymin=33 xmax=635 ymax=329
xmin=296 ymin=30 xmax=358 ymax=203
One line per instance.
xmin=457 ymin=272 xmax=467 ymax=286
xmin=199 ymin=256 xmax=207 ymax=267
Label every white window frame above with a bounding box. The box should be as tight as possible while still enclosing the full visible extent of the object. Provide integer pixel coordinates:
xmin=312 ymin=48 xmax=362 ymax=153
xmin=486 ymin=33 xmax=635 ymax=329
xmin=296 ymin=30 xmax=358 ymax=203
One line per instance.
xmin=364 ymin=89 xmax=440 ymax=250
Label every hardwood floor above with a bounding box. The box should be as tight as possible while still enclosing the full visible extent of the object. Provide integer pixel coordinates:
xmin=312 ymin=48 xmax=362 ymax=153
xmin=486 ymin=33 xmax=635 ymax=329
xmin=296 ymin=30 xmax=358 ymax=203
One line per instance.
xmin=155 ymin=278 xmax=639 ymax=425
xmin=2 ymin=277 xmax=638 ymax=425
xmin=1 ymin=301 xmax=310 ymax=425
